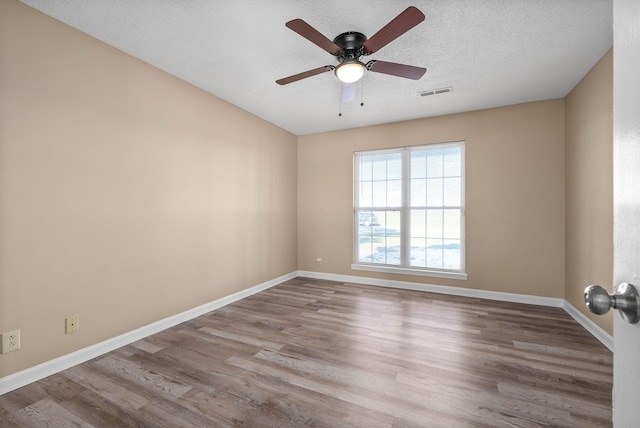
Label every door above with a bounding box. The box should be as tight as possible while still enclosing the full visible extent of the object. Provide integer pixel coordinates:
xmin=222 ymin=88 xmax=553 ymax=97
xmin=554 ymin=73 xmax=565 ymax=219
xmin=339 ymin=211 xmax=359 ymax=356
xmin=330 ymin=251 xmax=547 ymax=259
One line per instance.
xmin=613 ymin=0 xmax=640 ymax=425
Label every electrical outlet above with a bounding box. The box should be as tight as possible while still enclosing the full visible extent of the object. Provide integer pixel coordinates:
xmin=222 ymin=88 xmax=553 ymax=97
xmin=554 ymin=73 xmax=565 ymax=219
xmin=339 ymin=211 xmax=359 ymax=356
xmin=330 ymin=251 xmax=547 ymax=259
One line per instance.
xmin=1 ymin=330 xmax=21 ymax=354
xmin=65 ymin=315 xmax=79 ymax=334
xmin=316 ymin=257 xmax=323 ymax=265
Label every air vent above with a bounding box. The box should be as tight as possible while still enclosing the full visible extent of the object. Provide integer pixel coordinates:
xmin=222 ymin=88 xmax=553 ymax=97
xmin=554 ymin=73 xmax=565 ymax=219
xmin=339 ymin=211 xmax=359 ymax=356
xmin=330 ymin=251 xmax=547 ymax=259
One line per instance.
xmin=418 ymin=86 xmax=453 ymax=97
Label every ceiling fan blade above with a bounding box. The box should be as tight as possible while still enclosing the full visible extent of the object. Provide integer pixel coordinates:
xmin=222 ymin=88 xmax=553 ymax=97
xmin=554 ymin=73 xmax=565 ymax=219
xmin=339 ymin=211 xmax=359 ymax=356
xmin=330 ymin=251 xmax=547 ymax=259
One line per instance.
xmin=276 ymin=65 xmax=334 ymax=85
xmin=367 ymin=60 xmax=426 ymax=80
xmin=286 ymin=19 xmax=341 ymax=55
xmin=362 ymin=6 xmax=425 ymax=54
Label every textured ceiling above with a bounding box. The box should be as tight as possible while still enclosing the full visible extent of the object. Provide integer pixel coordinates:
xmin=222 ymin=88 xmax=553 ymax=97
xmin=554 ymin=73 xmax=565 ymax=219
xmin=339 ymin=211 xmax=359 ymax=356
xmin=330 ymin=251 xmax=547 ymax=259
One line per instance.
xmin=19 ymin=0 xmax=612 ymax=136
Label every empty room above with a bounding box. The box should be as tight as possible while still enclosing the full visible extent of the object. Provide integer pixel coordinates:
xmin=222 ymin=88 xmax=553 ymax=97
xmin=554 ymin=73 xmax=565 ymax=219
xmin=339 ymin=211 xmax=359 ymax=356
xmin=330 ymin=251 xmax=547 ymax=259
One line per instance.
xmin=2 ymin=0 xmax=639 ymax=426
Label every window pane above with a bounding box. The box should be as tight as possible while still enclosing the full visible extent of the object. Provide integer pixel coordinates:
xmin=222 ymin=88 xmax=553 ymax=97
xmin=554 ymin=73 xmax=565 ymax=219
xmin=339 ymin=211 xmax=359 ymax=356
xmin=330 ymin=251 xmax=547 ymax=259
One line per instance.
xmin=410 ymin=210 xmax=426 ymax=267
xmin=358 ymin=210 xmax=381 ymax=227
xmin=358 ymin=152 xmax=403 ymax=209
xmin=443 ymin=177 xmax=461 ymax=206
xmin=411 ymin=151 xmax=427 ymax=179
xmin=443 ymin=239 xmax=461 ymax=270
xmin=358 ymin=210 xmax=401 ymax=265
xmin=360 ymin=157 xmax=373 ymax=182
xmin=443 ymin=147 xmax=461 ymax=177
xmin=358 ymin=210 xmax=381 ymax=264
xmin=426 ymin=238 xmax=444 ymax=269
xmin=426 ymin=178 xmax=444 ymax=207
xmin=410 ymin=209 xmax=426 ymax=237
xmin=359 ymin=181 xmax=372 ymax=207
xmin=387 ymin=155 xmax=402 ymax=180
xmin=425 ymin=238 xmax=461 ymax=270
xmin=422 ymin=209 xmax=461 ymax=269
xmin=372 ymin=155 xmax=388 ymax=180
xmin=444 ymin=209 xmax=461 ymax=240
xmin=372 ymin=180 xmax=387 ymax=207
xmin=410 ymin=237 xmax=427 ymax=267
xmin=387 ymin=179 xmax=402 ymax=207
xmin=411 ymin=178 xmax=426 ymax=207
xmin=426 ymin=150 xmax=444 ymax=178
xmin=426 ymin=209 xmax=443 ymax=240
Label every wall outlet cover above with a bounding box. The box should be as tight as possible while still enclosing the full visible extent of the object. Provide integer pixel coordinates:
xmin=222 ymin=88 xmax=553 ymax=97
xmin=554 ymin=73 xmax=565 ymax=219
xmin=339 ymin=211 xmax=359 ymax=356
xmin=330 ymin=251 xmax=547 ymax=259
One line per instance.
xmin=1 ymin=330 xmax=21 ymax=353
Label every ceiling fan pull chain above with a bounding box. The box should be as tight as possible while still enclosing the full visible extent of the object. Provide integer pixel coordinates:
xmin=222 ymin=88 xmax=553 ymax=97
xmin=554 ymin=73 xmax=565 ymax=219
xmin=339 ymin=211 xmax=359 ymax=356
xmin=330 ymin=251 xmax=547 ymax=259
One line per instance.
xmin=360 ymin=79 xmax=365 ymax=107
xmin=339 ymin=84 xmax=343 ymax=117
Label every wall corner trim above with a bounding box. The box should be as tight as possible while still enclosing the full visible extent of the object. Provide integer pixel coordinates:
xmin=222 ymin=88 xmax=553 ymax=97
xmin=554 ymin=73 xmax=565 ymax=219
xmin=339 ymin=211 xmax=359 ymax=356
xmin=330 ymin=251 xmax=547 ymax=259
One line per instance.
xmin=0 ymin=271 xmax=297 ymax=396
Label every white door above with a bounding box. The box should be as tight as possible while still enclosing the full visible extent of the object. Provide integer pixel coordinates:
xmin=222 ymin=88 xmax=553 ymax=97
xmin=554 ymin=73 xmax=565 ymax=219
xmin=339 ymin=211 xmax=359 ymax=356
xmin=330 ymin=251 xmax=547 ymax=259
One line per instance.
xmin=613 ymin=0 xmax=640 ymax=425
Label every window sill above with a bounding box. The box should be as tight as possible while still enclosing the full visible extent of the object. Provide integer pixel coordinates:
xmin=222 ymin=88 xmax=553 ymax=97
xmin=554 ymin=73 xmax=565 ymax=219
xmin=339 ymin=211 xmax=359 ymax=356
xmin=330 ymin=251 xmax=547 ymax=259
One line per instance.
xmin=351 ymin=263 xmax=467 ymax=280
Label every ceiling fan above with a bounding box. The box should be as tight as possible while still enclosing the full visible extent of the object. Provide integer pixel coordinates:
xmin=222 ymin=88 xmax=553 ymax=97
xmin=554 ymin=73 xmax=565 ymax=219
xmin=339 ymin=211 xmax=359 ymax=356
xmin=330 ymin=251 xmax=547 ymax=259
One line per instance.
xmin=276 ymin=6 xmax=427 ymax=86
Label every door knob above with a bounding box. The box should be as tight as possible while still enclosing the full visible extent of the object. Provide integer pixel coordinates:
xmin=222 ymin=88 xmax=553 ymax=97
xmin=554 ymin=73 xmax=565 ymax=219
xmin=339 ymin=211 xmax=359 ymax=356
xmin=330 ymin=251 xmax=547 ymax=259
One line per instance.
xmin=584 ymin=282 xmax=640 ymax=324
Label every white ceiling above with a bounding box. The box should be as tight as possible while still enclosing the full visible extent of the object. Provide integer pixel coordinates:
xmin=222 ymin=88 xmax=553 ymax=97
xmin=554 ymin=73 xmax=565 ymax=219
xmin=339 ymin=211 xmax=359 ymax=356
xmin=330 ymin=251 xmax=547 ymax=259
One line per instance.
xmin=19 ymin=0 xmax=612 ymax=136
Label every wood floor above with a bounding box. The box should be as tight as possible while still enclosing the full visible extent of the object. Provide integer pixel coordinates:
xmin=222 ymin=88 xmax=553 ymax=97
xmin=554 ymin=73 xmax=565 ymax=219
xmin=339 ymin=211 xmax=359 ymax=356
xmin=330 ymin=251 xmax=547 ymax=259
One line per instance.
xmin=0 ymin=277 xmax=613 ymax=427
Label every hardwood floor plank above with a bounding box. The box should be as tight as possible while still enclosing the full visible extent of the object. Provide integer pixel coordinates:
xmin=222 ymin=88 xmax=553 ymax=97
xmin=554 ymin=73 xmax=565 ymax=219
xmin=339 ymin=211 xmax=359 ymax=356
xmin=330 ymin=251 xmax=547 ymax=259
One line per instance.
xmin=198 ymin=326 xmax=286 ymax=350
xmin=62 ymin=364 xmax=149 ymax=410
xmin=0 ymin=277 xmax=612 ymax=427
xmin=496 ymin=382 xmax=612 ymax=424
xmin=17 ymin=398 xmax=93 ymax=428
xmin=130 ymin=339 xmax=167 ymax=354
xmin=154 ymin=344 xmax=248 ymax=378
xmin=93 ymin=355 xmax=193 ymax=400
xmin=60 ymin=389 xmax=159 ymax=427
xmin=512 ymin=340 xmax=613 ymax=364
xmin=136 ymin=397 xmax=219 ymax=428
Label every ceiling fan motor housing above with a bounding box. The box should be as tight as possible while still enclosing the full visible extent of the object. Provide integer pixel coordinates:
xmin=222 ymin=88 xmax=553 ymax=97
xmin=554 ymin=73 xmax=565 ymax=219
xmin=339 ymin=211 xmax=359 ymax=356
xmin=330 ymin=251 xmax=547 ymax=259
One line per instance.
xmin=333 ymin=32 xmax=368 ymax=63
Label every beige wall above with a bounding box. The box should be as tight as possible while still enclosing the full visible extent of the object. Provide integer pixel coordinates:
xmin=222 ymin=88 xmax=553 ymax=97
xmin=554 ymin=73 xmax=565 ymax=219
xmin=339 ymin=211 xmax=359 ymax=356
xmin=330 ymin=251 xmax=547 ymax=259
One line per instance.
xmin=565 ymin=50 xmax=614 ymax=335
xmin=298 ymin=100 xmax=566 ymax=298
xmin=0 ymin=0 xmax=297 ymax=377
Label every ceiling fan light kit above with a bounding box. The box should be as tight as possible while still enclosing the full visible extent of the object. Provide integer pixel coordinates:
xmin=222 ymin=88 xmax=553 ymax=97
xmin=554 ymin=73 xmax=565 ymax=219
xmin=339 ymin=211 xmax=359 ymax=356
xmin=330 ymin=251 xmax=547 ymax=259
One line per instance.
xmin=276 ymin=6 xmax=427 ymax=89
xmin=335 ymin=60 xmax=366 ymax=83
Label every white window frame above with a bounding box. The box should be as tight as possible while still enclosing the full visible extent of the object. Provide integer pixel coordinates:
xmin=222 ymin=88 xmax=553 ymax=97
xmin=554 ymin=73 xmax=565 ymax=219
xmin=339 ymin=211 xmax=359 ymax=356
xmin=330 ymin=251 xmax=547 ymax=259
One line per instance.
xmin=352 ymin=141 xmax=467 ymax=280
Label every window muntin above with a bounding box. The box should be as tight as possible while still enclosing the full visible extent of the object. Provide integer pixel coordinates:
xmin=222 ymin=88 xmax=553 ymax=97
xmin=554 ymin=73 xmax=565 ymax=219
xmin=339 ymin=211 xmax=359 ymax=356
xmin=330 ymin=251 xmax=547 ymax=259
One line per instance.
xmin=354 ymin=142 xmax=465 ymax=277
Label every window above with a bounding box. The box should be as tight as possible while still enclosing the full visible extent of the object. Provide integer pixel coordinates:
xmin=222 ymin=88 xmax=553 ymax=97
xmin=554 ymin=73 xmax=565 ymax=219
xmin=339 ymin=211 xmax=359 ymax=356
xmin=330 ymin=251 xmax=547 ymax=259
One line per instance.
xmin=353 ymin=142 xmax=466 ymax=280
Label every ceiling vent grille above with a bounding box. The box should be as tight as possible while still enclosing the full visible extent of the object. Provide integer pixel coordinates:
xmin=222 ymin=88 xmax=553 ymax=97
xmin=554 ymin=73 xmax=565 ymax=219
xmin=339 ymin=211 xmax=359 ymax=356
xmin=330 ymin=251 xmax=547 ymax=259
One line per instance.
xmin=418 ymin=86 xmax=453 ymax=97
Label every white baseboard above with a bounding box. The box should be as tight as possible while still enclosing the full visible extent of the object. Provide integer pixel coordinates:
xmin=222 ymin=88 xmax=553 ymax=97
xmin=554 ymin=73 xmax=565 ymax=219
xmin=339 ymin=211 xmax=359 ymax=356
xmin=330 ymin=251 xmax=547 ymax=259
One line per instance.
xmin=563 ymin=300 xmax=613 ymax=351
xmin=0 ymin=271 xmax=297 ymax=396
xmin=299 ymin=270 xmax=613 ymax=351
xmin=1 ymin=270 xmax=613 ymax=395
xmin=297 ymin=270 xmax=565 ymax=307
